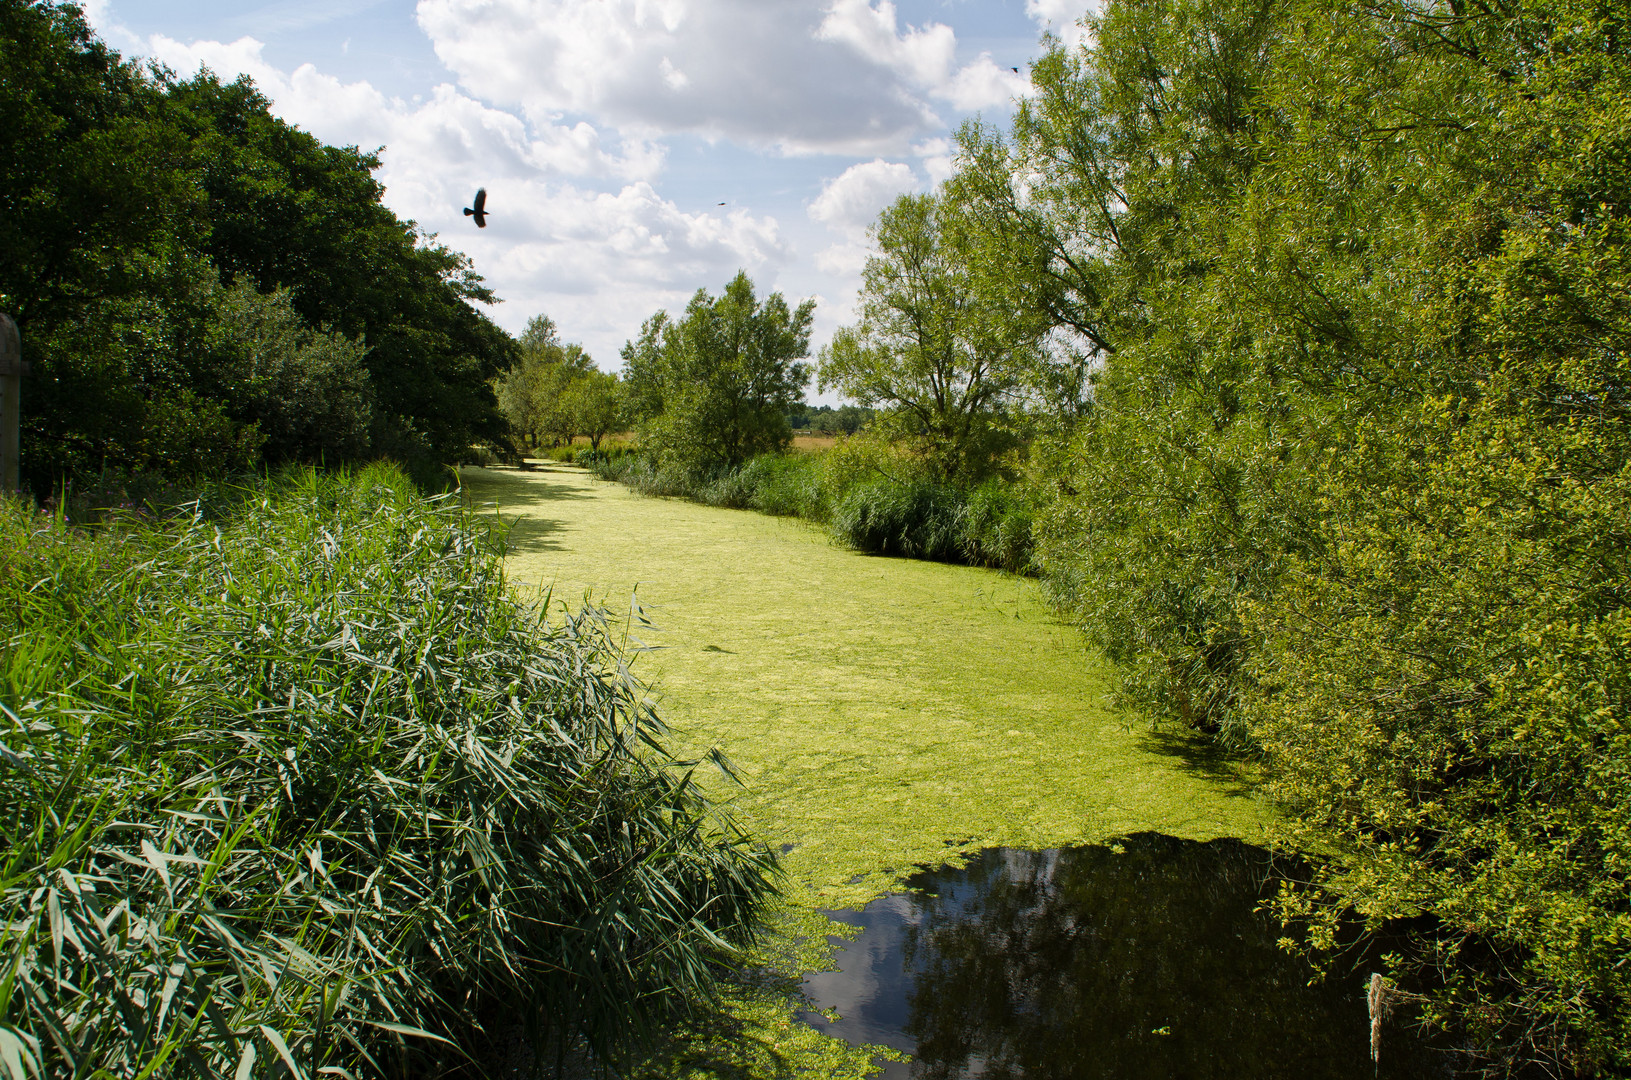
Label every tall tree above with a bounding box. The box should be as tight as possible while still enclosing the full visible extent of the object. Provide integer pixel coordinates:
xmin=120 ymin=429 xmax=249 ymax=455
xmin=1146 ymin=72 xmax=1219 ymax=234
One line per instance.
xmin=565 ymin=369 xmax=624 ymax=451
xmin=819 ymin=192 xmax=1044 ymax=483
xmin=621 ymin=272 xmax=813 ymax=469
xmin=0 ymin=3 xmax=515 ymax=488
xmin=493 ymin=316 xmax=595 ymax=450
xmin=959 ymin=0 xmax=1631 ymax=1067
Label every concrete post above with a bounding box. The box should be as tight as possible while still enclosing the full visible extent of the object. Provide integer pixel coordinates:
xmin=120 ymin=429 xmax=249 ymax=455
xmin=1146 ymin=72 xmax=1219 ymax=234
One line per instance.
xmin=0 ymin=314 xmax=24 ymax=495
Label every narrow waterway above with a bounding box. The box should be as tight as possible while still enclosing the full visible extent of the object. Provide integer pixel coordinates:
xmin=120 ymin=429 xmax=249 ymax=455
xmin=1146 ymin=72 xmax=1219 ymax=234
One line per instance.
xmin=802 ymin=835 xmax=1454 ymax=1079
xmin=461 ymin=463 xmax=1270 ymax=903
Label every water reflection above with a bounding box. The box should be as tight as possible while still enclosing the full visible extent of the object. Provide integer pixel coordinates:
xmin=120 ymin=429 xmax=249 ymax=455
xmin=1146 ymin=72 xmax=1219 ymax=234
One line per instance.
xmin=801 ymin=833 xmax=1452 ymax=1079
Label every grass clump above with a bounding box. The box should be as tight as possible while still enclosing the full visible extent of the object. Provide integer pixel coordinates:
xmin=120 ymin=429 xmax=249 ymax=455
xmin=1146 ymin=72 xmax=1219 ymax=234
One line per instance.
xmin=534 ymin=438 xmax=640 ymax=468
xmin=0 ymin=464 xmax=777 ymax=1079
xmin=590 ymin=449 xmax=1035 ymax=572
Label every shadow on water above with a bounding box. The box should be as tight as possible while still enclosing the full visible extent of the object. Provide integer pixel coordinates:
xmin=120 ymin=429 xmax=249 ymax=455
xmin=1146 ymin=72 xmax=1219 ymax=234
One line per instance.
xmin=801 ymin=834 xmax=1460 ymax=1080
xmin=457 ymin=464 xmax=594 ymax=555
xmin=1133 ymin=727 xmax=1260 ymax=799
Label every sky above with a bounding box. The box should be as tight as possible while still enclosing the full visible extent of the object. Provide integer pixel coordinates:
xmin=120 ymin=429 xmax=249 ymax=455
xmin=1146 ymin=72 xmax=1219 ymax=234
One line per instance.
xmin=81 ymin=0 xmax=1095 ymax=393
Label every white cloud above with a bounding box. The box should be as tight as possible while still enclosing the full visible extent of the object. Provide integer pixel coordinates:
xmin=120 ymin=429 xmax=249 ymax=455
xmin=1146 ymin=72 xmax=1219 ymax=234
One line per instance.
xmin=414 ymin=0 xmax=1018 ymax=155
xmin=911 ymin=137 xmax=957 ymax=188
xmin=813 ymin=240 xmax=873 ymax=278
xmin=816 ymin=0 xmax=1025 ymax=110
xmin=808 ymin=159 xmax=920 ymax=236
xmin=1026 ymin=0 xmax=1097 ymax=51
xmin=145 ymin=34 xmax=664 ymax=185
xmin=83 ymin=0 xmax=1041 ymax=373
xmin=128 ymin=33 xmax=790 ymax=366
xmin=807 ymin=158 xmax=920 ymax=298
xmin=815 ymin=0 xmax=956 ymax=89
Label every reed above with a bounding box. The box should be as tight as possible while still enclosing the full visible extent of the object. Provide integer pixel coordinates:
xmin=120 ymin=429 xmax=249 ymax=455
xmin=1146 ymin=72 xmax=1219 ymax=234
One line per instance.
xmin=0 ymin=464 xmax=777 ymax=1078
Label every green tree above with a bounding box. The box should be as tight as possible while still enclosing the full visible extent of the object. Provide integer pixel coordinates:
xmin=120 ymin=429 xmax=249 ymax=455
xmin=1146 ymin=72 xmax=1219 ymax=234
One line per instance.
xmin=494 ymin=315 xmax=595 ymax=450
xmin=565 ymin=369 xmax=624 ymax=450
xmin=204 ymin=278 xmax=374 ymax=464
xmin=621 ymin=272 xmax=814 ymax=469
xmin=819 ymin=192 xmax=1043 ymax=483
xmin=958 ymin=0 xmax=1631 ymax=1066
xmin=0 ymin=4 xmax=516 ymax=488
xmin=168 ymin=72 xmax=516 ymax=476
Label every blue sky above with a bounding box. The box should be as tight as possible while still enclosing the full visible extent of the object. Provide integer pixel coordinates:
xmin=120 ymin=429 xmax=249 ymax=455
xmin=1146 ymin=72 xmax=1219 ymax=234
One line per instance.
xmin=84 ymin=0 xmax=1094 ymax=388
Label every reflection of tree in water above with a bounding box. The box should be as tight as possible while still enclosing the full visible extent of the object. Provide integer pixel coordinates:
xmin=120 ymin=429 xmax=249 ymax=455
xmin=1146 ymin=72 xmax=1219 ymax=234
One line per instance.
xmin=898 ymin=834 xmax=1447 ymax=1080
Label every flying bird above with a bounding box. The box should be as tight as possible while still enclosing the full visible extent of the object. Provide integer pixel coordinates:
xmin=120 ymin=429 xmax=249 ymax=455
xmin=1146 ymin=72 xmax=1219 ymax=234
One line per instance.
xmin=463 ymin=188 xmax=489 ymax=228
xmin=1010 ymin=66 xmax=1020 ymax=73
xmin=717 ymin=201 xmax=727 ymax=206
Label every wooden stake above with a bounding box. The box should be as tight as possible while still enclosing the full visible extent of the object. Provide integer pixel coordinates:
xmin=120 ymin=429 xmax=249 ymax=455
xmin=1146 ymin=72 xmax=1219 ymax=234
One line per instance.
xmin=0 ymin=314 xmax=24 ymax=495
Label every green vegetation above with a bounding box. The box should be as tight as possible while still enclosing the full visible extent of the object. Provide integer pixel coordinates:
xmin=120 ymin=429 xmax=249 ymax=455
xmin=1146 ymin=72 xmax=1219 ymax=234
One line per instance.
xmin=10 ymin=0 xmax=1630 ymax=1071
xmin=0 ymin=466 xmax=774 ymax=1077
xmin=784 ymin=403 xmax=873 ymax=435
xmin=934 ymin=0 xmax=1631 ymax=1070
xmin=621 ymin=272 xmax=815 ymax=470
xmin=461 ymin=462 xmax=1267 ymax=902
xmin=493 ymin=317 xmax=626 ymax=453
xmin=590 ymin=442 xmax=1036 ymax=572
xmin=1 ymin=3 xmax=516 ymax=490
xmin=819 ymin=191 xmax=1044 ymax=484
xmin=461 ymin=459 xmax=1268 ymax=1077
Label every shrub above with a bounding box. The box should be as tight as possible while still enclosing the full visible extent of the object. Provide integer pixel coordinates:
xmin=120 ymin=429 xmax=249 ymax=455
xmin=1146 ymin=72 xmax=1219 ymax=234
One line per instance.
xmin=0 ymin=465 xmax=777 ymax=1078
xmin=959 ymin=479 xmax=1035 ymax=572
xmin=738 ymin=453 xmax=827 ymax=520
xmin=830 ymin=479 xmax=966 ymax=562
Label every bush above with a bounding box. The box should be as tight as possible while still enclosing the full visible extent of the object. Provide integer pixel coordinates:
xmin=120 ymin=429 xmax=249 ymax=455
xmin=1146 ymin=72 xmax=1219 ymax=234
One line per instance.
xmin=959 ymin=479 xmax=1035 ymax=572
xmin=0 ymin=465 xmax=776 ymax=1078
xmin=737 ymin=453 xmax=827 ymax=520
xmin=592 ymin=448 xmax=1035 ymax=572
xmin=830 ymin=479 xmax=966 ymax=562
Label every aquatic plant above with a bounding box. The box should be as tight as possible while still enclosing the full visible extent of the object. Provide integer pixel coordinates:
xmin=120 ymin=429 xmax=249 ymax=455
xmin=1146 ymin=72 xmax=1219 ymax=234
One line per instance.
xmin=0 ymin=464 xmax=776 ymax=1078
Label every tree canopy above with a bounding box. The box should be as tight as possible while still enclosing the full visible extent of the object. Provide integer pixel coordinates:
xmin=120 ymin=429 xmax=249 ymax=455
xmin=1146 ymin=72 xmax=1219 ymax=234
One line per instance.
xmin=621 ymin=272 xmax=814 ymax=469
xmin=940 ymin=0 xmax=1631 ymax=1068
xmin=494 ymin=315 xmax=602 ymax=450
xmin=819 ymin=192 xmax=1044 ymax=483
xmin=0 ymin=1 xmax=516 ymax=489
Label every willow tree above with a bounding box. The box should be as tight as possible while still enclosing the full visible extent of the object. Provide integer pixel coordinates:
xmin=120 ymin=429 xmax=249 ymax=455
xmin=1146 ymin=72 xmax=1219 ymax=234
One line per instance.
xmin=956 ymin=0 xmax=1631 ymax=1067
xmin=620 ymin=272 xmax=813 ymax=469
xmin=818 ymin=192 xmax=1046 ymax=484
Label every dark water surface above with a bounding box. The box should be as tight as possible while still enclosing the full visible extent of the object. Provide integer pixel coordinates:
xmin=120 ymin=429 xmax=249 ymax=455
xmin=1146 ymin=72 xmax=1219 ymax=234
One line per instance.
xmin=800 ymin=834 xmax=1454 ymax=1080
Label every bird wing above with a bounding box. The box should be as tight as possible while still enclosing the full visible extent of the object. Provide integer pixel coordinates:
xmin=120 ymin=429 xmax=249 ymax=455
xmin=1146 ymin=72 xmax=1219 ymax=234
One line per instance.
xmin=473 ymin=188 xmax=487 ymax=213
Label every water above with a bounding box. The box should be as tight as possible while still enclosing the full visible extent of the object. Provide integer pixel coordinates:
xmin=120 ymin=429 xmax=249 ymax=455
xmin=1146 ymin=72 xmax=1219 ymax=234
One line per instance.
xmin=800 ymin=833 xmax=1455 ymax=1079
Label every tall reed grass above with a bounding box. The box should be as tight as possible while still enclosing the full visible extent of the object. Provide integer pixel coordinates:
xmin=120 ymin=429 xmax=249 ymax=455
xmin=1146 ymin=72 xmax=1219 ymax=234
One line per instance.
xmin=590 ymin=452 xmax=1035 ymax=572
xmin=0 ymin=464 xmax=776 ymax=1079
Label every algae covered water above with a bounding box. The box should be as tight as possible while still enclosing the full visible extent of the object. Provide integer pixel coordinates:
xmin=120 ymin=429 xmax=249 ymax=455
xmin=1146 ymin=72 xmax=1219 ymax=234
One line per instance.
xmin=801 ymin=834 xmax=1453 ymax=1079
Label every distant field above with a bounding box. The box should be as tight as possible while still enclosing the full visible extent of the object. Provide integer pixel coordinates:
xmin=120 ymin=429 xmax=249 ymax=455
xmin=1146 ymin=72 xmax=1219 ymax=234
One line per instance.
xmin=790 ymin=432 xmax=842 ymax=452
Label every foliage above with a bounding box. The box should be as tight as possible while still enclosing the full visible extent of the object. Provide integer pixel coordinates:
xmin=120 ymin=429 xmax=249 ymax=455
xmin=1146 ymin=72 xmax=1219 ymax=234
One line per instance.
xmin=950 ymin=0 xmax=1631 ymax=1067
xmin=564 ymin=368 xmax=625 ymax=450
xmin=493 ymin=315 xmax=598 ymax=450
xmin=829 ymin=479 xmax=966 ymax=563
xmin=0 ymin=465 xmax=777 ymax=1078
xmin=819 ymin=193 xmax=1042 ymax=484
xmin=0 ymin=4 xmax=515 ymax=489
xmin=463 ymin=462 xmax=1270 ymax=1078
xmin=621 ymin=272 xmax=815 ymax=470
xmin=785 ymin=403 xmax=874 ymax=435
xmin=591 ymin=446 xmax=1035 ymax=573
xmin=204 ymin=277 xmax=374 ymax=464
